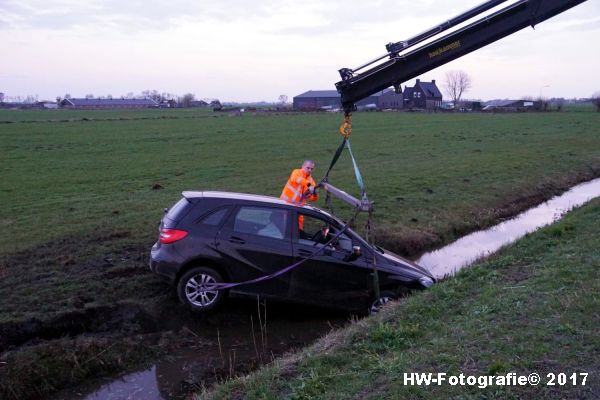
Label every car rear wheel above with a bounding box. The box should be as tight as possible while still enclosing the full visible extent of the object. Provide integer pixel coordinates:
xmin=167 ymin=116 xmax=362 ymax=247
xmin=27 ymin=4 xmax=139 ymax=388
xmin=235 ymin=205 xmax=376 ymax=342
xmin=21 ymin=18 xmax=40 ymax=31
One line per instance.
xmin=177 ymin=267 xmax=226 ymax=312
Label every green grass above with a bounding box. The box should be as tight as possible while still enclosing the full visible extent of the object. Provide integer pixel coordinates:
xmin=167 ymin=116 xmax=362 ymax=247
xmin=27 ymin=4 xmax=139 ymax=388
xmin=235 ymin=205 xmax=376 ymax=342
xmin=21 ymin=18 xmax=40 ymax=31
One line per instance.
xmin=0 ymin=106 xmax=214 ymax=122
xmin=199 ymin=198 xmax=600 ymax=400
xmin=1 ymin=110 xmax=598 ymax=257
xmin=0 ymin=109 xmax=599 ymax=399
xmin=0 ymin=110 xmax=599 ymax=319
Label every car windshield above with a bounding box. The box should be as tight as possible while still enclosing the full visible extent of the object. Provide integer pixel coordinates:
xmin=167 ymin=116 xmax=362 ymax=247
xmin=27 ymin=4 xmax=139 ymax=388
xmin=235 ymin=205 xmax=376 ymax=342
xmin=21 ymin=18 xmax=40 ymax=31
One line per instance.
xmin=328 ymin=219 xmax=371 ymax=251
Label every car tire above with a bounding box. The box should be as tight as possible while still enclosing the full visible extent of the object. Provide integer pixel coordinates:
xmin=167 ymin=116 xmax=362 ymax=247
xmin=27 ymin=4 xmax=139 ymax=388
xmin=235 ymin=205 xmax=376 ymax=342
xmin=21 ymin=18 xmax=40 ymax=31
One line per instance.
xmin=177 ymin=267 xmax=226 ymax=312
xmin=369 ymin=290 xmax=398 ymax=315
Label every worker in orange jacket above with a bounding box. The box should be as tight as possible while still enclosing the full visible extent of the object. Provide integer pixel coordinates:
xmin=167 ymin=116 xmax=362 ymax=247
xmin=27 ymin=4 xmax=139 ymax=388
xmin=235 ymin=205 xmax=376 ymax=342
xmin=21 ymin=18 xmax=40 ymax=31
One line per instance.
xmin=281 ymin=160 xmax=319 ymax=229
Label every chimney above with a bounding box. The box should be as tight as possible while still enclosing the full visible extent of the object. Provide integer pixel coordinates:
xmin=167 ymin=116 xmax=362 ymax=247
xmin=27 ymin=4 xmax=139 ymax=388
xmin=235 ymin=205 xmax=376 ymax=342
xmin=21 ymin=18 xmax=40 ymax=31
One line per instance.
xmin=416 ymin=79 xmax=420 ymax=84
xmin=432 ymin=79 xmax=436 ymax=84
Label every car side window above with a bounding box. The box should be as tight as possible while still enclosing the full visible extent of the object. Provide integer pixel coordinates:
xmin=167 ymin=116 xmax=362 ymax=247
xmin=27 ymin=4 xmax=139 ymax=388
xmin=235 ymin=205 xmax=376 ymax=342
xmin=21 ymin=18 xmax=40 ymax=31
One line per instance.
xmin=298 ymin=213 xmax=353 ymax=251
xmin=199 ymin=207 xmax=230 ymax=226
xmin=234 ymin=207 xmax=287 ymax=240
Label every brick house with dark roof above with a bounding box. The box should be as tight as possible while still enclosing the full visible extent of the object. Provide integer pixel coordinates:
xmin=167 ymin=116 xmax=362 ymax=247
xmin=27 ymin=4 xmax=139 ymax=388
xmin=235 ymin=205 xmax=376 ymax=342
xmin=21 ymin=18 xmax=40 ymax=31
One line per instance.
xmin=293 ymin=88 xmax=404 ymax=111
xmin=403 ymin=79 xmax=443 ymax=109
xmin=60 ymin=98 xmax=158 ymax=109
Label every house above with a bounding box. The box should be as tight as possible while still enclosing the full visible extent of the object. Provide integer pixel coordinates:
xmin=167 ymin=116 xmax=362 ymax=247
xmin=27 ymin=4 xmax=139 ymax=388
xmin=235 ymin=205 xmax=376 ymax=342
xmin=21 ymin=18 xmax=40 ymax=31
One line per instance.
xmin=60 ymin=98 xmax=158 ymax=109
xmin=403 ymin=79 xmax=443 ymax=109
xmin=190 ymin=100 xmax=209 ymax=107
xmin=41 ymin=102 xmax=59 ymax=109
xmin=159 ymin=99 xmax=178 ymax=108
xmin=293 ymin=88 xmax=404 ymax=111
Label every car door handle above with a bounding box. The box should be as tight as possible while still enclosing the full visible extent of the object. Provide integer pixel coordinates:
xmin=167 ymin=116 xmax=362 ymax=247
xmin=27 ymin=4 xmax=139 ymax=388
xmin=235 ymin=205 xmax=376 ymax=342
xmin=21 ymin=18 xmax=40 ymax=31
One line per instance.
xmin=229 ymin=236 xmax=245 ymax=244
xmin=298 ymin=249 xmax=313 ymax=257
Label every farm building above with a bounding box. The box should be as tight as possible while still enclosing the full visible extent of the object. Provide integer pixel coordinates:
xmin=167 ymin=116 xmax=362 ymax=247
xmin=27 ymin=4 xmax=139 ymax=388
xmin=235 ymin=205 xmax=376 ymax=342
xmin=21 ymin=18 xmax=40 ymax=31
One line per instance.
xmin=293 ymin=88 xmax=404 ymax=111
xmin=403 ymin=79 xmax=443 ymax=110
xmin=60 ymin=98 xmax=158 ymax=109
xmin=482 ymin=100 xmax=542 ymax=111
xmin=190 ymin=100 xmax=209 ymax=107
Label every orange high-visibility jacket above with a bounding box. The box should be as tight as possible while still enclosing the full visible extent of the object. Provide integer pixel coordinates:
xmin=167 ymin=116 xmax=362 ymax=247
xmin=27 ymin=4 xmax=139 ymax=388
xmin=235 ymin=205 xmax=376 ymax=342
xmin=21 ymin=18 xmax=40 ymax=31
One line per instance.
xmin=280 ymin=169 xmax=319 ymax=205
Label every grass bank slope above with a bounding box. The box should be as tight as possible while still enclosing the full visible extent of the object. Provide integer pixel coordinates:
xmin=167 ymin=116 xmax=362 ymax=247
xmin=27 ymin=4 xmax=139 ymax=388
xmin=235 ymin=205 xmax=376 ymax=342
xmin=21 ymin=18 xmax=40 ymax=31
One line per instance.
xmin=200 ymin=199 xmax=600 ymax=400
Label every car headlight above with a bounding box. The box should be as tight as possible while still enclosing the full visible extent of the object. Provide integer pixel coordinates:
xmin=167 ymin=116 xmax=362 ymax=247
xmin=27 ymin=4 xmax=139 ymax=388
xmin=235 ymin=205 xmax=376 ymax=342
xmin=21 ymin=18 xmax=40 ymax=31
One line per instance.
xmin=419 ymin=276 xmax=434 ymax=288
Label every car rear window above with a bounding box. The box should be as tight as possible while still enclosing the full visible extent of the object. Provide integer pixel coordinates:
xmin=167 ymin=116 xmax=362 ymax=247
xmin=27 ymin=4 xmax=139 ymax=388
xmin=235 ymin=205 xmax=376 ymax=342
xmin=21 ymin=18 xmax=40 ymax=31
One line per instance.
xmin=166 ymin=197 xmax=193 ymax=222
xmin=199 ymin=207 xmax=230 ymax=226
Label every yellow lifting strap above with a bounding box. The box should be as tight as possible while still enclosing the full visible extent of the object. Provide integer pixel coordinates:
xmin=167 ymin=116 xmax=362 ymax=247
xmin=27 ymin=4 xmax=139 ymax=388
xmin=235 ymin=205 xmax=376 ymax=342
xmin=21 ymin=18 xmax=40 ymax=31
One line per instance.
xmin=339 ymin=113 xmax=352 ymax=138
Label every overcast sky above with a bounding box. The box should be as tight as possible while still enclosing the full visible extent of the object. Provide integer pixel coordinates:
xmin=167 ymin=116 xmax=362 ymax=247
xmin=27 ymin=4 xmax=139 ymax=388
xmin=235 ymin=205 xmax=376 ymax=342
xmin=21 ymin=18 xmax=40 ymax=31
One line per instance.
xmin=1 ymin=0 xmax=599 ymax=102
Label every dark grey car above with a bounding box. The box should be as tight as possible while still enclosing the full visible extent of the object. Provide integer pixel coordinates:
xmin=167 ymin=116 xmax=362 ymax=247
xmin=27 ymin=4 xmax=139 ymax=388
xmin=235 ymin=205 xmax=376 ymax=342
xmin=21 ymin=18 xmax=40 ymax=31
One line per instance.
xmin=149 ymin=191 xmax=435 ymax=313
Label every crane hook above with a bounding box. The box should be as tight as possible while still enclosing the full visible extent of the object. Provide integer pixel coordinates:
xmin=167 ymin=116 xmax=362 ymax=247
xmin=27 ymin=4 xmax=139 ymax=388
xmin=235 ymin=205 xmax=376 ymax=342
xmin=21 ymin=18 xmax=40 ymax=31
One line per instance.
xmin=339 ymin=112 xmax=352 ymax=139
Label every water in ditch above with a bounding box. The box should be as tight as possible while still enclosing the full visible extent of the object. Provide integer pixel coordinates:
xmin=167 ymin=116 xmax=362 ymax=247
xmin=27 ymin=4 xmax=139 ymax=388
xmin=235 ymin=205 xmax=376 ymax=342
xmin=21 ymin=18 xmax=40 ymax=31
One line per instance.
xmin=63 ymin=177 xmax=600 ymax=400
xmin=416 ymin=177 xmax=600 ymax=278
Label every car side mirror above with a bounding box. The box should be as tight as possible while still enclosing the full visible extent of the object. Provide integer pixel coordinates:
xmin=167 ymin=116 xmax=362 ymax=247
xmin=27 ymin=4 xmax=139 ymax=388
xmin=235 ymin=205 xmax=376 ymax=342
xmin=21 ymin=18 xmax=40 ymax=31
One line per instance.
xmin=324 ymin=245 xmax=335 ymax=256
xmin=345 ymin=245 xmax=361 ymax=262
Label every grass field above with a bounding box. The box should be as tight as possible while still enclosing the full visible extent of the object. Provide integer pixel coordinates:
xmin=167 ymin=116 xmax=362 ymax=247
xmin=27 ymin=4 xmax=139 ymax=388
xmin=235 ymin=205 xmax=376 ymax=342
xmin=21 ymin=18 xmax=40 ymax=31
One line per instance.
xmin=0 ymin=108 xmax=599 ymax=399
xmin=201 ymin=198 xmax=600 ymax=400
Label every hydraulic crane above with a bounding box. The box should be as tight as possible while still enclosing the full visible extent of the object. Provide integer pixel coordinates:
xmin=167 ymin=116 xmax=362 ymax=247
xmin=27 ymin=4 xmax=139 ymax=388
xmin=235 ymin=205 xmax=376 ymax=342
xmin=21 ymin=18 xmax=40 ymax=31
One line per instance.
xmin=321 ymin=0 xmax=589 ymax=229
xmin=335 ymin=0 xmax=588 ymax=114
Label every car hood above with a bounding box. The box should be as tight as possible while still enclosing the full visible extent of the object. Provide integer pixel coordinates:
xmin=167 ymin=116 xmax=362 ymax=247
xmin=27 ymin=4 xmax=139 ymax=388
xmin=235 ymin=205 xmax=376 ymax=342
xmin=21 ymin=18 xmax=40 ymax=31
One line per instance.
xmin=375 ymin=247 xmax=435 ymax=282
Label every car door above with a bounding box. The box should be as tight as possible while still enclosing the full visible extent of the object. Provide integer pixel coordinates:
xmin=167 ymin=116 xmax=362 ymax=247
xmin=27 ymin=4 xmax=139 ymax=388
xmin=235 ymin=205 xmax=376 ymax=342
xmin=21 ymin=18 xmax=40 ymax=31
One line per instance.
xmin=289 ymin=211 xmax=372 ymax=309
xmin=215 ymin=205 xmax=293 ymax=298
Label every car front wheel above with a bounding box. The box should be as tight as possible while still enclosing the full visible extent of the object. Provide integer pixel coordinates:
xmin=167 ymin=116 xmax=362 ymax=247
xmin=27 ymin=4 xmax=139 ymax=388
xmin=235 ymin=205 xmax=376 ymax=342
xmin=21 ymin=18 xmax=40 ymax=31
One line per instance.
xmin=177 ymin=267 xmax=226 ymax=312
xmin=369 ymin=290 xmax=398 ymax=315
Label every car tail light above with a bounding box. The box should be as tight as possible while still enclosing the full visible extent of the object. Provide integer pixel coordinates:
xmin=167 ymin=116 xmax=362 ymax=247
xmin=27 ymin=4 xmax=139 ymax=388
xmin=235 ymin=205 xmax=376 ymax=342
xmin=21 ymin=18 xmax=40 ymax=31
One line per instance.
xmin=159 ymin=229 xmax=188 ymax=244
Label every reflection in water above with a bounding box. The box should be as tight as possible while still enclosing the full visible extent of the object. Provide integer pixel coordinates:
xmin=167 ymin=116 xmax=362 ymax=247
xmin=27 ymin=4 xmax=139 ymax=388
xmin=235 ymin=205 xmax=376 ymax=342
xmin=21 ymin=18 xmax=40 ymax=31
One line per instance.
xmin=70 ymin=303 xmax=346 ymax=400
xmin=84 ymin=366 xmax=161 ymax=400
xmin=417 ymin=178 xmax=600 ymax=278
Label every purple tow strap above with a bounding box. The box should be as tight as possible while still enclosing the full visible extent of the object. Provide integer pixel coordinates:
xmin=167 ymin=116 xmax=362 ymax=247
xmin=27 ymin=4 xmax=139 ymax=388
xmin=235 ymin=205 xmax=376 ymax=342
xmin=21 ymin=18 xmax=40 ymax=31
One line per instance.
xmin=199 ymin=214 xmax=358 ymax=291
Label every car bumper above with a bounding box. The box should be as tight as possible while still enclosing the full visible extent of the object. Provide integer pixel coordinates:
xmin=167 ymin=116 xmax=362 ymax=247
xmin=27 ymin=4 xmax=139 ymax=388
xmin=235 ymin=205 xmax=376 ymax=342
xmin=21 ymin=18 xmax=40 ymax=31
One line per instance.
xmin=149 ymin=243 xmax=181 ymax=283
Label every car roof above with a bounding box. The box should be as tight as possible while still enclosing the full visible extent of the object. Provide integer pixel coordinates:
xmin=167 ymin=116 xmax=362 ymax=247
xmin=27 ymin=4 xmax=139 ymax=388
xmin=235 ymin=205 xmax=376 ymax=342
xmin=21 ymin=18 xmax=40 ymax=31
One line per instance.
xmin=182 ymin=191 xmax=335 ymax=218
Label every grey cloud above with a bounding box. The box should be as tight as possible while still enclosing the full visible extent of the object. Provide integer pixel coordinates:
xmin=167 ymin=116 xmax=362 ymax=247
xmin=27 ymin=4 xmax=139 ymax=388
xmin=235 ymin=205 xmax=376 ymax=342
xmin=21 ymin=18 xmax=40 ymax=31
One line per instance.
xmin=0 ymin=0 xmax=278 ymax=31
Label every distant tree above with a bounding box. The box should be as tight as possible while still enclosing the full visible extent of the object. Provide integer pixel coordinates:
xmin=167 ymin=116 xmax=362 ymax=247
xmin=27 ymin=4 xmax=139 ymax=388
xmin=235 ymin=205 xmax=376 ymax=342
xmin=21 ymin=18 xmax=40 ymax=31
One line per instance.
xmin=554 ymin=98 xmax=564 ymax=112
xmin=85 ymin=94 xmax=94 ymax=99
xmin=278 ymin=94 xmax=288 ymax=104
xmin=56 ymin=96 xmax=61 ymax=103
xmin=64 ymin=93 xmax=71 ymax=99
xmin=444 ymin=70 xmax=472 ymax=108
xmin=592 ymin=91 xmax=600 ymax=112
xmin=210 ymin=99 xmax=222 ymax=111
xmin=536 ymin=96 xmax=549 ymax=111
xmin=181 ymin=93 xmax=195 ymax=107
xmin=0 ymin=92 xmax=4 ymax=103
xmin=142 ymin=89 xmax=162 ymax=102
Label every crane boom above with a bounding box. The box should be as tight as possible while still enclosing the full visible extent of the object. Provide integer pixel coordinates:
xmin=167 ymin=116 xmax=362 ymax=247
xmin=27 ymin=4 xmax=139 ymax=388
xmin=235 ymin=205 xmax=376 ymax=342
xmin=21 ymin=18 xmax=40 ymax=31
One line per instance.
xmin=335 ymin=0 xmax=588 ymax=113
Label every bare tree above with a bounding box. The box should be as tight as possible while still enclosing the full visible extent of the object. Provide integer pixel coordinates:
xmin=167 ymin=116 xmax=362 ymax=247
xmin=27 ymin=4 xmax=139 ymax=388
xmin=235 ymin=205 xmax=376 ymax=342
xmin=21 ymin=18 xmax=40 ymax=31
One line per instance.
xmin=0 ymin=92 xmax=4 ymax=103
xmin=210 ymin=99 xmax=222 ymax=111
xmin=278 ymin=94 xmax=288 ymax=104
xmin=444 ymin=70 xmax=472 ymax=108
xmin=181 ymin=93 xmax=195 ymax=107
xmin=142 ymin=89 xmax=162 ymax=102
xmin=592 ymin=91 xmax=600 ymax=112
